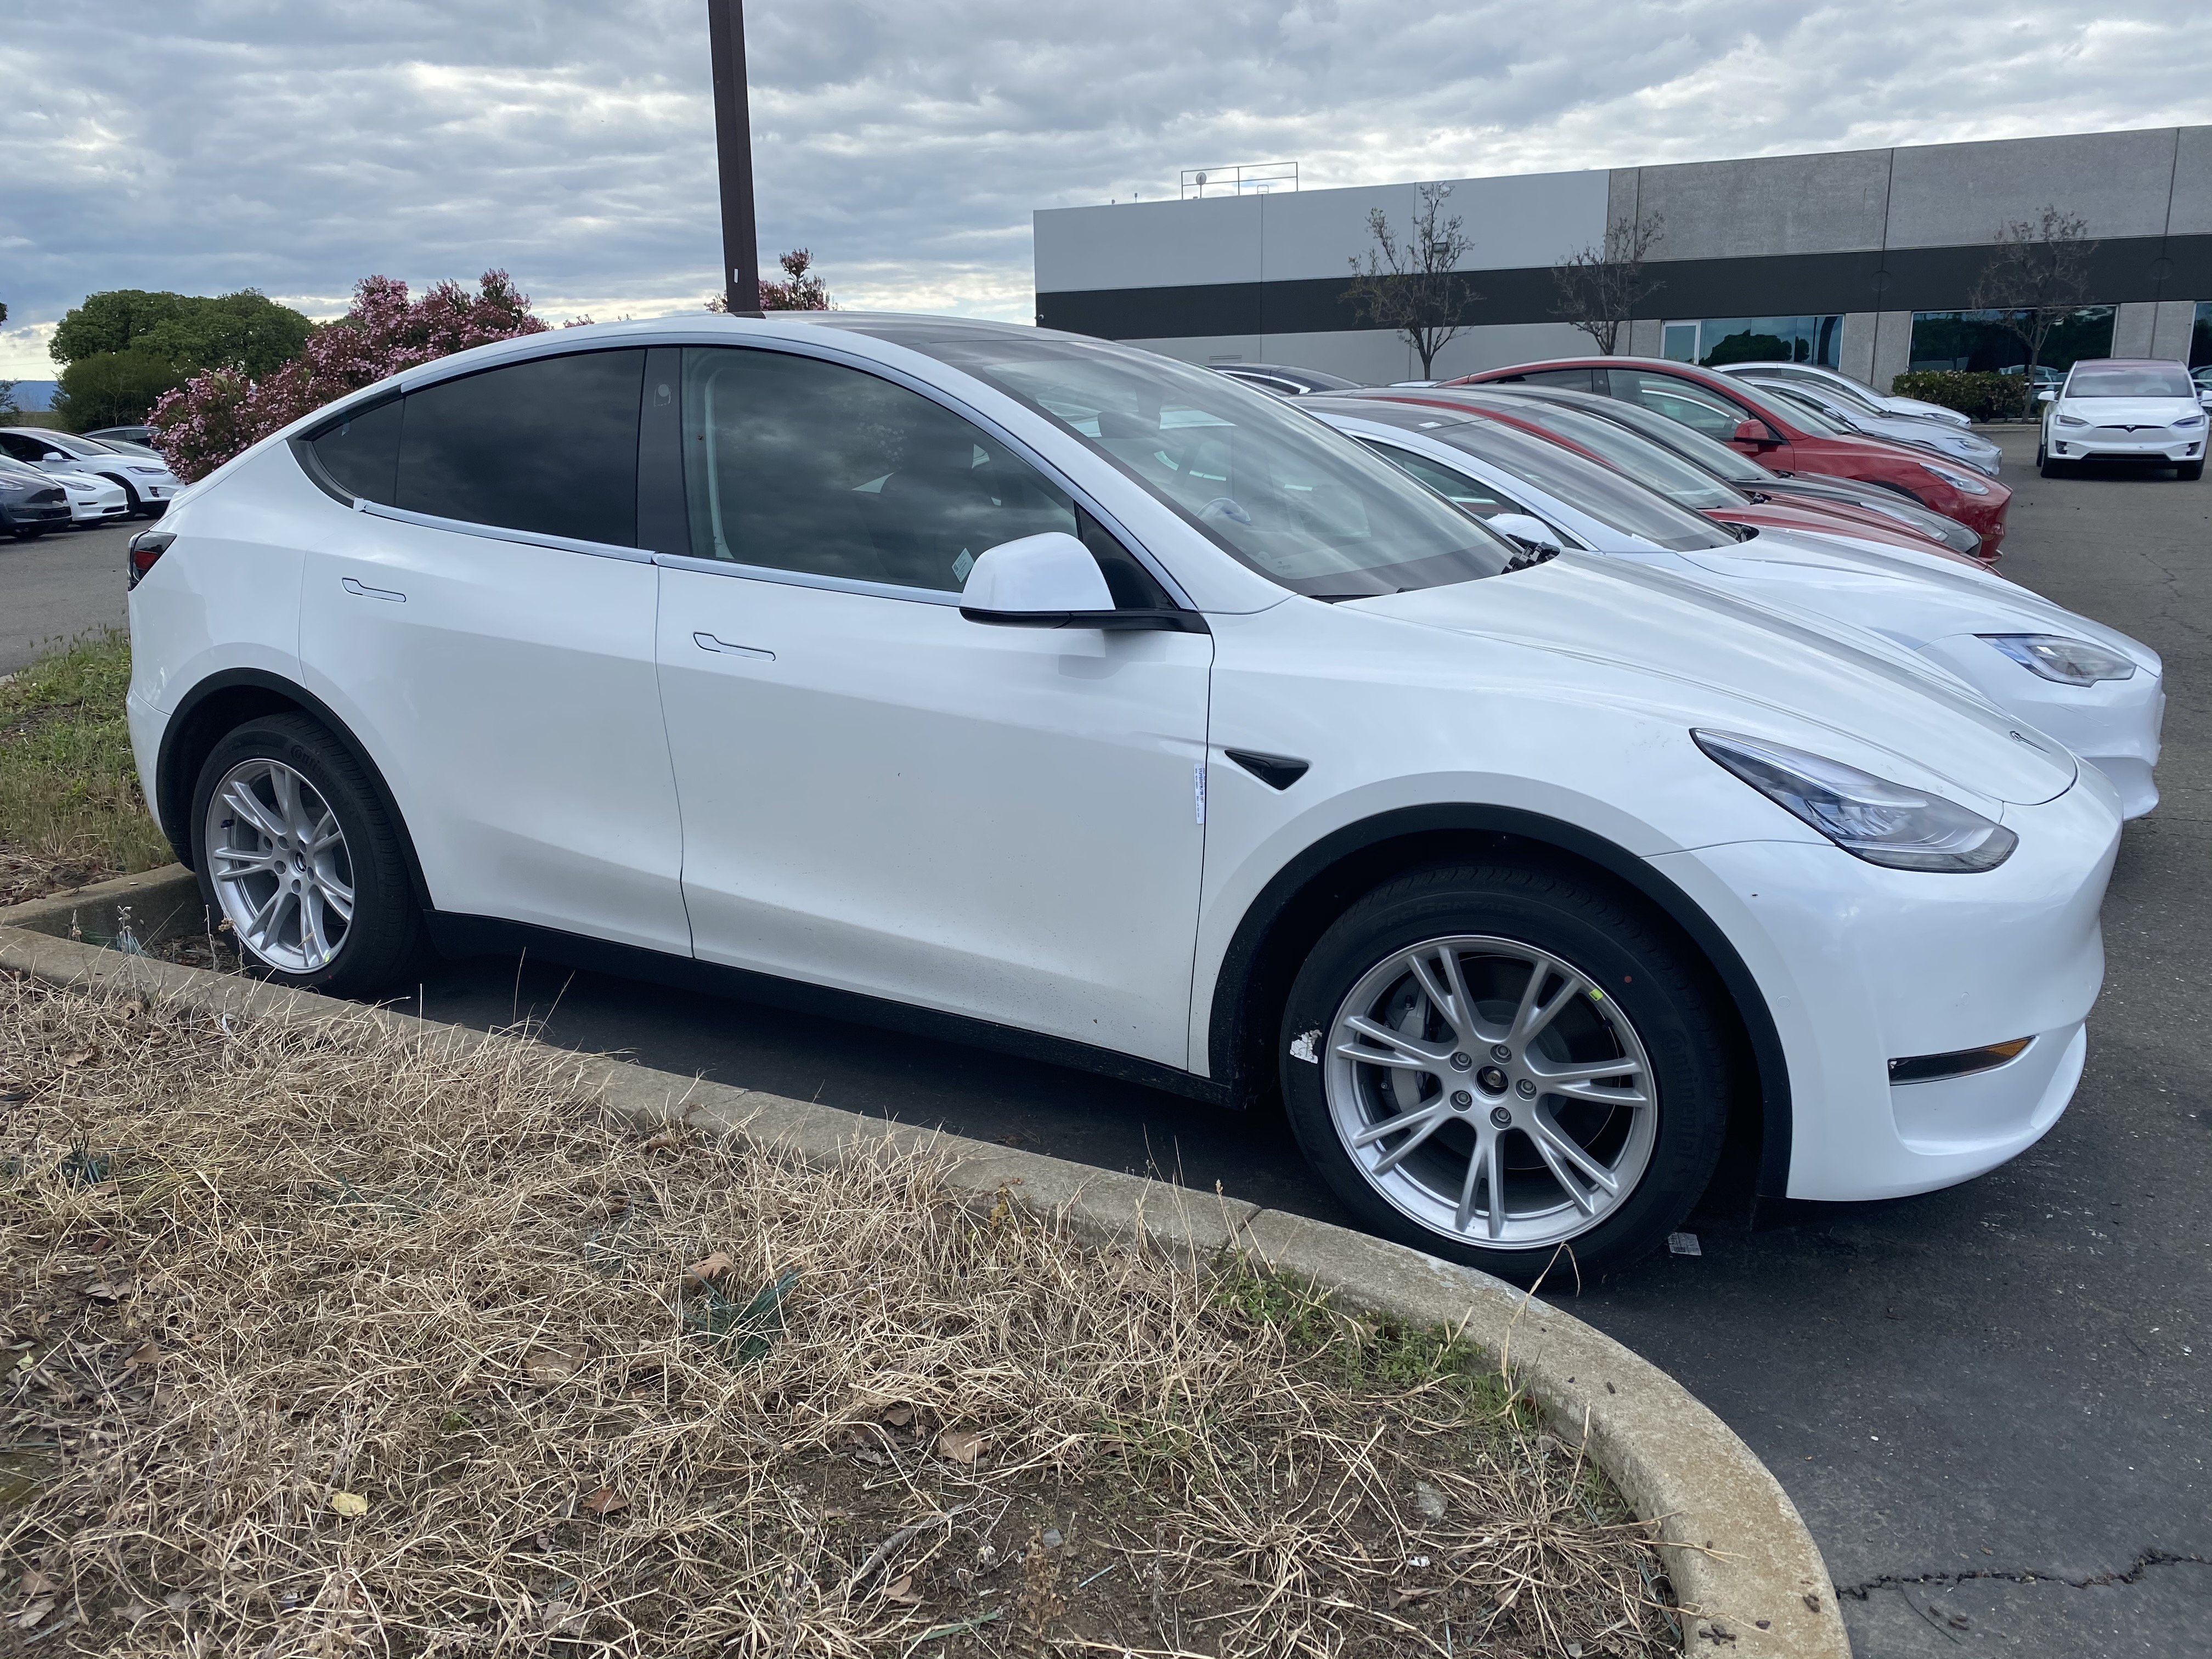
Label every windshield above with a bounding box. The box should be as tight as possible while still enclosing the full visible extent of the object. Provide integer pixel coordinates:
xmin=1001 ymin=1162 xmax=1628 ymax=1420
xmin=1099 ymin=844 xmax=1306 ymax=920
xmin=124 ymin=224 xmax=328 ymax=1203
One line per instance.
xmin=830 ymin=321 xmax=1516 ymax=596
xmin=2066 ymin=363 xmax=2194 ymax=398
xmin=1759 ymin=369 xmax=1884 ymax=414
xmin=1317 ymin=400 xmax=1733 ymax=552
xmin=1475 ymin=399 xmax=1745 ymax=510
xmin=1530 ymin=392 xmax=1776 ymax=486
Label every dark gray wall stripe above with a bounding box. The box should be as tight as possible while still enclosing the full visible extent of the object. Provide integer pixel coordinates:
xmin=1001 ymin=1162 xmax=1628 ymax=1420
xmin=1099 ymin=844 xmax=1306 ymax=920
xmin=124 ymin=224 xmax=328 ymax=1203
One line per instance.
xmin=1036 ymin=233 xmax=2212 ymax=340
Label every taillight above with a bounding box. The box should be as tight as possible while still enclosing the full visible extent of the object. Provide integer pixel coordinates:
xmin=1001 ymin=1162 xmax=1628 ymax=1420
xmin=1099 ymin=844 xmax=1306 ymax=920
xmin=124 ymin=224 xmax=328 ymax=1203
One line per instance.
xmin=127 ymin=528 xmax=174 ymax=590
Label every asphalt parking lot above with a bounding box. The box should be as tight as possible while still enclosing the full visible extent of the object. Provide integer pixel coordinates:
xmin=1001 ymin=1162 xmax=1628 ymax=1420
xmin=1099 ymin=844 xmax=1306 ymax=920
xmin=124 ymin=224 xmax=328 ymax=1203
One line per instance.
xmin=5 ymin=430 xmax=2206 ymax=1654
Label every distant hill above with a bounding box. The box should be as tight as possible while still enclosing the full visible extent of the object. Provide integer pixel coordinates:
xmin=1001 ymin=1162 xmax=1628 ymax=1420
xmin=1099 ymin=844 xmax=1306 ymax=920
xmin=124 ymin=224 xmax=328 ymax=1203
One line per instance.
xmin=3 ymin=380 xmax=59 ymax=412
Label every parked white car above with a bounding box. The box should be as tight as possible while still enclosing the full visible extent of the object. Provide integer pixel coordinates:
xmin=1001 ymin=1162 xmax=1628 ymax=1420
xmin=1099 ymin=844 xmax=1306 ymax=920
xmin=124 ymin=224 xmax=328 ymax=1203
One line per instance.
xmin=2038 ymin=359 xmax=2207 ymax=479
xmin=1312 ymin=397 xmax=2163 ymax=818
xmin=0 ymin=426 xmax=182 ymax=515
xmin=1714 ymin=359 xmax=1973 ymax=428
xmin=1730 ymin=371 xmax=2005 ymax=477
xmin=0 ymin=455 xmax=124 ymax=524
xmin=126 ymin=315 xmax=2120 ymax=1278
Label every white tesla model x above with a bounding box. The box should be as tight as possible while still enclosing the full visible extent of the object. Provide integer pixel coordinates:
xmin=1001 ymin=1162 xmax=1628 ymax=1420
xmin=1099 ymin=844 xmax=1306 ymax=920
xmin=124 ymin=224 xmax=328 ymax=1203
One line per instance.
xmin=124 ymin=316 xmax=2121 ymax=1279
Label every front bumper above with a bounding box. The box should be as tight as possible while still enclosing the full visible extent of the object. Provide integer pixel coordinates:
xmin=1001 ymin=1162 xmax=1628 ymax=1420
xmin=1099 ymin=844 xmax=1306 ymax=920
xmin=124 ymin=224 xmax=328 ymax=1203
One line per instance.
xmin=69 ymin=495 xmax=131 ymax=524
xmin=2050 ymin=427 xmax=2203 ymax=462
xmin=1916 ymin=636 xmax=2165 ymax=818
xmin=1649 ymin=770 xmax=2120 ymax=1204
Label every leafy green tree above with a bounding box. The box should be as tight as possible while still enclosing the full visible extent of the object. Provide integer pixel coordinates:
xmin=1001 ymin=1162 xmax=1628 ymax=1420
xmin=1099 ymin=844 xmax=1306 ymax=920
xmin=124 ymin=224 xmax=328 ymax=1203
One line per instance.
xmin=49 ymin=288 xmax=316 ymax=432
xmin=54 ymin=349 xmax=191 ymax=432
xmin=52 ymin=288 xmax=312 ymax=377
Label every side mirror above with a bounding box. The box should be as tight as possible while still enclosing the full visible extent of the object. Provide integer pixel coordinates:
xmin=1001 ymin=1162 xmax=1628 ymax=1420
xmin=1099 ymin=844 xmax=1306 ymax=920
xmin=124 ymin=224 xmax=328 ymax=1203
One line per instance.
xmin=42 ymin=452 xmax=70 ymax=463
xmin=1730 ymin=420 xmax=1779 ymax=447
xmin=958 ymin=532 xmax=1200 ymax=633
xmin=2036 ymin=390 xmax=2056 ymax=403
xmin=1486 ymin=513 xmax=1564 ymax=554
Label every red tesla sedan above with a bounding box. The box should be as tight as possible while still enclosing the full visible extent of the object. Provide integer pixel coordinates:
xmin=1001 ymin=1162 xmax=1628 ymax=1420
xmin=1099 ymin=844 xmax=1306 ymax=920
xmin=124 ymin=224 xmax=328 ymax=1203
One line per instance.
xmin=1446 ymin=357 xmax=2011 ymax=547
xmin=1361 ymin=387 xmax=1988 ymax=567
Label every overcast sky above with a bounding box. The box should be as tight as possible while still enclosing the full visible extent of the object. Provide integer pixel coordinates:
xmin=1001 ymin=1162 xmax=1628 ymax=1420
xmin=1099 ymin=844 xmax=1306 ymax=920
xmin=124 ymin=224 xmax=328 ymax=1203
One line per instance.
xmin=4 ymin=1 xmax=2209 ymax=377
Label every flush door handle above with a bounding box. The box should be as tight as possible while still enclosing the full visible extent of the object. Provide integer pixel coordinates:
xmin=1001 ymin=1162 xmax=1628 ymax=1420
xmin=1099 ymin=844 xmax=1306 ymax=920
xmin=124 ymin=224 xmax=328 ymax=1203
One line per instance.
xmin=341 ymin=576 xmax=406 ymax=603
xmin=693 ymin=631 xmax=775 ymax=662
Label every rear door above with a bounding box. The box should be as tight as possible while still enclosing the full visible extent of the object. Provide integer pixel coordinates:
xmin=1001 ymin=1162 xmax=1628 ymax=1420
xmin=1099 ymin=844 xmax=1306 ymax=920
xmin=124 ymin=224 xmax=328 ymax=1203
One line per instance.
xmin=295 ymin=348 xmax=690 ymax=952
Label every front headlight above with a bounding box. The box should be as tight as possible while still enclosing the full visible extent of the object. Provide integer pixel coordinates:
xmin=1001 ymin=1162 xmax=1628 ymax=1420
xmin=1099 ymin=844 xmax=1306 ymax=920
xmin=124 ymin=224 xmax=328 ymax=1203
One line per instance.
xmin=2175 ymin=414 xmax=2205 ymax=430
xmin=125 ymin=463 xmax=167 ymax=475
xmin=1980 ymin=634 xmax=2136 ymax=686
xmin=2055 ymin=414 xmax=2088 ymax=427
xmin=1917 ymin=459 xmax=1990 ymax=495
xmin=1692 ymin=730 xmax=2018 ymax=872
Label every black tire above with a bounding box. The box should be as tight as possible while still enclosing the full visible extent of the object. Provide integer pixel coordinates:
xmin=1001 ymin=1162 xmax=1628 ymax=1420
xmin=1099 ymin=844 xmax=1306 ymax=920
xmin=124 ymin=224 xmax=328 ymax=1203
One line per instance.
xmin=9 ymin=525 xmax=46 ymax=541
xmin=190 ymin=713 xmax=423 ymax=996
xmin=2177 ymin=460 xmax=2204 ymax=482
xmin=2036 ymin=441 xmax=2064 ymax=478
xmin=1278 ymin=861 xmax=1734 ymax=1285
xmin=105 ymin=473 xmax=146 ymax=516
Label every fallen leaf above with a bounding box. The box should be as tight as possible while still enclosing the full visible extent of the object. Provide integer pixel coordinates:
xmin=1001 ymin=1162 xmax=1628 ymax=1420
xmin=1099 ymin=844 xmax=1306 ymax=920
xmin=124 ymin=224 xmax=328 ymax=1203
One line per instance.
xmin=82 ymin=1281 xmax=131 ymax=1302
xmin=580 ymin=1485 xmax=630 ymax=1517
xmin=879 ymin=1404 xmax=915 ymax=1427
xmin=13 ymin=1599 xmax=55 ymax=1630
xmin=936 ymin=1428 xmax=984 ymax=1465
xmin=18 ymin=1570 xmax=58 ymax=1598
xmin=523 ymin=1345 xmax=586 ymax=1386
xmin=882 ymin=1573 xmax=921 ymax=1605
xmin=162 ymin=1592 xmax=192 ymax=1614
xmin=124 ymin=1340 xmax=162 ymax=1369
xmin=1392 ymin=1587 xmax=1434 ymax=1610
xmin=684 ymin=1250 xmax=732 ymax=1288
xmin=822 ymin=1506 xmax=853 ymax=1521
xmin=639 ymin=1127 xmax=681 ymax=1152
xmin=328 ymin=1491 xmax=369 ymax=1517
xmin=851 ymin=1448 xmax=888 ymax=1468
xmin=537 ymin=1599 xmax=588 ymax=1635
xmin=120 ymin=1596 xmax=160 ymax=1626
xmin=58 ymin=1048 xmax=95 ymax=1068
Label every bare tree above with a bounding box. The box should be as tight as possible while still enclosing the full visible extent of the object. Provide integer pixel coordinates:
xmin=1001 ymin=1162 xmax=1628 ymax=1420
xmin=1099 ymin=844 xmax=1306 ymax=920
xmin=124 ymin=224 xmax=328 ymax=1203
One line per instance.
xmin=1966 ymin=206 xmax=2098 ymax=382
xmin=1344 ymin=184 xmax=1479 ymax=379
xmin=1550 ymin=211 xmax=1666 ymax=354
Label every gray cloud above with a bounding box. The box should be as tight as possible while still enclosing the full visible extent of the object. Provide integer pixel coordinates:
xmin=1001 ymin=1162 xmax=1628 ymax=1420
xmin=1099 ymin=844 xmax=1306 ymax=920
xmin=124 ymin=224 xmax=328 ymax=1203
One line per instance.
xmin=4 ymin=1 xmax=2208 ymax=374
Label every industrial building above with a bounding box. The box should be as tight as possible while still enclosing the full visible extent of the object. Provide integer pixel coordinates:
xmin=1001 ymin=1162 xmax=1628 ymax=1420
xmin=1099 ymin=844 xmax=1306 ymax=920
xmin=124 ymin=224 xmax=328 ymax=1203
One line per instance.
xmin=1032 ymin=126 xmax=2211 ymax=387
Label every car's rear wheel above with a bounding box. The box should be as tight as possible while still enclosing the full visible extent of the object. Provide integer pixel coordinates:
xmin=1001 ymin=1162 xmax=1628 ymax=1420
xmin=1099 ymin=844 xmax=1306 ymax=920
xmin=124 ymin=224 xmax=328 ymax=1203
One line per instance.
xmin=1279 ymin=862 xmax=1733 ymax=1284
xmin=191 ymin=714 xmax=422 ymax=996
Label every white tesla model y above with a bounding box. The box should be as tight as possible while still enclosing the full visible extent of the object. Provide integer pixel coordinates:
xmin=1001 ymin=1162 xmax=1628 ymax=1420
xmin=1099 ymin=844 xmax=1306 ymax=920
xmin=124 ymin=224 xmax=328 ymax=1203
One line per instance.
xmin=125 ymin=316 xmax=2121 ymax=1279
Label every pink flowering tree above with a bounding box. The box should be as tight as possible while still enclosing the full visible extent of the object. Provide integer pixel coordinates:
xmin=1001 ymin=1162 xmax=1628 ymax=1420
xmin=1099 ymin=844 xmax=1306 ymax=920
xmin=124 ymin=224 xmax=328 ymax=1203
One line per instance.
xmin=148 ymin=272 xmax=552 ymax=482
xmin=706 ymin=249 xmax=831 ymax=314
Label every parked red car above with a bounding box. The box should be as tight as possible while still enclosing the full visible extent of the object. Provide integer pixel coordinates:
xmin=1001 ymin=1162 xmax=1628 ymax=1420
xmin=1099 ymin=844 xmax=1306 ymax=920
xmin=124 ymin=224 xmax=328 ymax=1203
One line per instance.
xmin=1446 ymin=357 xmax=2011 ymax=547
xmin=1362 ymin=388 xmax=1988 ymax=567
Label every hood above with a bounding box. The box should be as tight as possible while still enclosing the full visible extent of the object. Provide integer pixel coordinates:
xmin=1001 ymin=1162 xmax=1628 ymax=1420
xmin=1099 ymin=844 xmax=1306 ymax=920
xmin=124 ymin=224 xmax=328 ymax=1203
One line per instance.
xmin=1670 ymin=528 xmax=2159 ymax=673
xmin=2054 ymin=396 xmax=2200 ymax=426
xmin=1348 ymin=554 xmax=2078 ymax=809
xmin=1717 ymin=501 xmax=1973 ymax=563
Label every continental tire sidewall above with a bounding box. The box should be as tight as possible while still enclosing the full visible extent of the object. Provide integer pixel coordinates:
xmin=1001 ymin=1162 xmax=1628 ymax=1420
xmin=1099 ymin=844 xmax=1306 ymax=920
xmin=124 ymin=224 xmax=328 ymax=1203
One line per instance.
xmin=190 ymin=714 xmax=421 ymax=997
xmin=1278 ymin=861 xmax=1733 ymax=1285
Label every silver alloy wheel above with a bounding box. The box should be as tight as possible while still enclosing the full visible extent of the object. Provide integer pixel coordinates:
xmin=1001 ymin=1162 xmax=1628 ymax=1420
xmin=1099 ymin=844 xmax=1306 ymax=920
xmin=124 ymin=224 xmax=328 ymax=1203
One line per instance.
xmin=204 ymin=758 xmax=355 ymax=974
xmin=1324 ymin=934 xmax=1657 ymax=1249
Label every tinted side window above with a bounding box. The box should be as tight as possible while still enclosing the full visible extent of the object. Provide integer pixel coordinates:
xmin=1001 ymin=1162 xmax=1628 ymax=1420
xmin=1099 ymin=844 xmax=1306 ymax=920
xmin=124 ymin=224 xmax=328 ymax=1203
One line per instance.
xmin=1517 ymin=368 xmax=1599 ymax=392
xmin=0 ymin=433 xmax=50 ymax=462
xmin=397 ymin=349 xmax=645 ymax=546
xmin=310 ymin=396 xmax=403 ymax=503
xmin=1604 ymin=370 xmax=1746 ymax=439
xmin=681 ymin=346 xmax=1082 ymax=594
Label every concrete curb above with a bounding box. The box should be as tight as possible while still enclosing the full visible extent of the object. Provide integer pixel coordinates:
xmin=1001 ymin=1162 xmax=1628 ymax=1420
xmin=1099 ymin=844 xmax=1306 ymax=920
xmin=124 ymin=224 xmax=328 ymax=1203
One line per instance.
xmin=1 ymin=870 xmax=1848 ymax=1656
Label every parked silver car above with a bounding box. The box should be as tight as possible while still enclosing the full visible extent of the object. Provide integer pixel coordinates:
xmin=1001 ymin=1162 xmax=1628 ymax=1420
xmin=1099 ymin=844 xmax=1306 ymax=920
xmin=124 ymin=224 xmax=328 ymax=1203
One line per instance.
xmin=1714 ymin=359 xmax=1971 ymax=428
xmin=1728 ymin=374 xmax=2004 ymax=478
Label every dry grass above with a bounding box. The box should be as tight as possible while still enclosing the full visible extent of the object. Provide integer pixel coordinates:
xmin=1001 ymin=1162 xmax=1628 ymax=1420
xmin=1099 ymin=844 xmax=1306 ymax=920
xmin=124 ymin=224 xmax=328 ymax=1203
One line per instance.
xmin=0 ymin=631 xmax=173 ymax=906
xmin=0 ymin=973 xmax=1679 ymax=1657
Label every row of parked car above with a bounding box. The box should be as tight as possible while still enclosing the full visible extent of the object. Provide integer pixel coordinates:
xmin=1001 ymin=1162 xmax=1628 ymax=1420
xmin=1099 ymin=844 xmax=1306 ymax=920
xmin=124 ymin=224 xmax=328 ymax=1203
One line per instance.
xmin=0 ymin=425 xmax=183 ymax=540
xmin=122 ymin=317 xmax=2158 ymax=1278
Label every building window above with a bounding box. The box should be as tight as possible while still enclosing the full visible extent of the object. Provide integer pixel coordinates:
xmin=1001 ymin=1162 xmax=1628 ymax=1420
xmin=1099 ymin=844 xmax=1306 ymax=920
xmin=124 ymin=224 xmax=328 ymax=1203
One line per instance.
xmin=1908 ymin=308 xmax=2115 ymax=375
xmin=1659 ymin=315 xmax=1842 ymax=369
xmin=2192 ymin=301 xmax=2212 ymax=370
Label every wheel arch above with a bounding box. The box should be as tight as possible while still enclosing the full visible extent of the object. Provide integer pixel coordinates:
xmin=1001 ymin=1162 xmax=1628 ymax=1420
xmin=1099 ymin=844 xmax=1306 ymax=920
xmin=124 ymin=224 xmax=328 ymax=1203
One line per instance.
xmin=1206 ymin=804 xmax=1793 ymax=1197
xmin=155 ymin=668 xmax=432 ymax=912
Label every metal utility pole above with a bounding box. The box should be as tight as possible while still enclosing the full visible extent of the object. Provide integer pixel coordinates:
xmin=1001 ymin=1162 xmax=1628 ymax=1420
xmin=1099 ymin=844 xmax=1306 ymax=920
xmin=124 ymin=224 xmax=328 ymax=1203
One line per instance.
xmin=707 ymin=0 xmax=761 ymax=316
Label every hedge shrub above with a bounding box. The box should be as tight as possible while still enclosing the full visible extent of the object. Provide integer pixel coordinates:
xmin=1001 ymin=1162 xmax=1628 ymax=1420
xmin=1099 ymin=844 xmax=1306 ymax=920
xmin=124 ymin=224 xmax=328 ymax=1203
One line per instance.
xmin=1889 ymin=370 xmax=2033 ymax=422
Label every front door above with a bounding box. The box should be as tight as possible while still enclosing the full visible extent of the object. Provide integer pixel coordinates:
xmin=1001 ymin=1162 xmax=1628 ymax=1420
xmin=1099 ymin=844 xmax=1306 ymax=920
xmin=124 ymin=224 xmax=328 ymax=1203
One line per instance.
xmin=1603 ymin=368 xmax=1795 ymax=469
xmin=653 ymin=343 xmax=1212 ymax=1066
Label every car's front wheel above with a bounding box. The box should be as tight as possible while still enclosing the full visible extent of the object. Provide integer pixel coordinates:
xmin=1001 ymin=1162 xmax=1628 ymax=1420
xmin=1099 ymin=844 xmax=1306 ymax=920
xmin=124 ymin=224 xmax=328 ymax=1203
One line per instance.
xmin=191 ymin=713 xmax=423 ymax=996
xmin=2037 ymin=439 xmax=2067 ymax=478
xmin=1279 ymin=862 xmax=1733 ymax=1284
xmin=2177 ymin=459 xmax=2204 ymax=482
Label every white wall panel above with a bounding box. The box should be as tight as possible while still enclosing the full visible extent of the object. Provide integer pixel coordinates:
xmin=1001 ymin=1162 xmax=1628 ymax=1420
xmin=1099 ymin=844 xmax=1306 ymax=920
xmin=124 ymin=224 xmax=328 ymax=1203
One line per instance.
xmin=1638 ymin=149 xmax=1893 ymax=258
xmin=1886 ymin=129 xmax=2183 ymax=249
xmin=2164 ymin=127 xmax=2212 ymax=235
xmin=2147 ymin=300 xmax=2200 ymax=360
xmin=1034 ymin=196 xmax=1263 ymax=293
